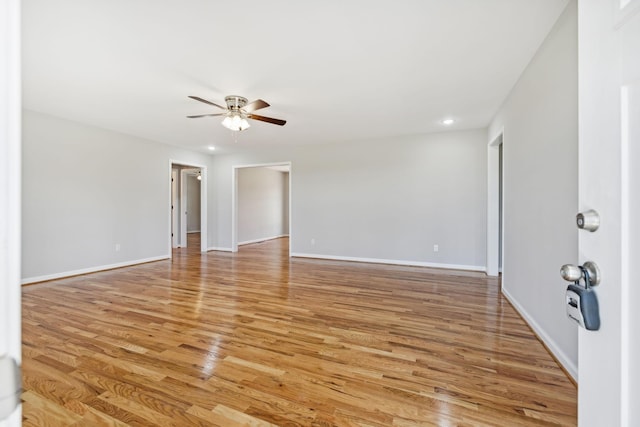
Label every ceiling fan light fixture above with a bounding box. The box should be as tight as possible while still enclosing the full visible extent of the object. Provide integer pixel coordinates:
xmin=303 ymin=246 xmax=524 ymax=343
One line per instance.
xmin=222 ymin=112 xmax=250 ymax=131
xmin=188 ymin=95 xmax=285 ymax=132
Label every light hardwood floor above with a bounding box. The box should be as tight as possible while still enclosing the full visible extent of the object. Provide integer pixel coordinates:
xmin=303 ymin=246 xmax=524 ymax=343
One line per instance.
xmin=22 ymin=235 xmax=576 ymax=426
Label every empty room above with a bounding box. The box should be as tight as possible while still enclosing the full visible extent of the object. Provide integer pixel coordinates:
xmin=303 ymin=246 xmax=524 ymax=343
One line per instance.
xmin=1 ymin=0 xmax=638 ymax=426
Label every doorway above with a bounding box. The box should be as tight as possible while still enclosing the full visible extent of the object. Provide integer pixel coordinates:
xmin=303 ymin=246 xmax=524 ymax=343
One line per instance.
xmin=184 ymin=170 xmax=202 ymax=236
xmin=169 ymin=160 xmax=207 ymax=255
xmin=487 ymin=131 xmax=504 ymax=277
xmin=180 ymin=168 xmax=202 ymax=248
xmin=232 ymin=162 xmax=291 ymax=254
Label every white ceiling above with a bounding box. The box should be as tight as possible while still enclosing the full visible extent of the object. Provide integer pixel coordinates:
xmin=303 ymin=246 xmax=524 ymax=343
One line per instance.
xmin=22 ymin=0 xmax=569 ymax=154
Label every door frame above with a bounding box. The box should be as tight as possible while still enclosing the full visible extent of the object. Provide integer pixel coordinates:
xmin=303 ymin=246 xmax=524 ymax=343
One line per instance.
xmin=169 ymin=160 xmax=207 ymax=254
xmin=0 ymin=0 xmax=22 ymax=423
xmin=231 ymin=161 xmax=292 ymax=253
xmin=486 ymin=128 xmax=504 ymax=277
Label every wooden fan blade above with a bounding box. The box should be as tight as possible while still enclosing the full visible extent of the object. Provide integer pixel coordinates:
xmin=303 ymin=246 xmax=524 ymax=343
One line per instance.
xmin=243 ymin=99 xmax=270 ymax=113
xmin=187 ymin=113 xmax=226 ymax=118
xmin=248 ymin=114 xmax=286 ymax=126
xmin=188 ymin=96 xmax=226 ymax=110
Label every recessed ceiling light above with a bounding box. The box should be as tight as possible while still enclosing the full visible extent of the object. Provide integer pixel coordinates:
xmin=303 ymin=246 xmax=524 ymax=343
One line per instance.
xmin=208 ymin=146 xmax=216 ymax=151
xmin=441 ymin=118 xmax=455 ymax=126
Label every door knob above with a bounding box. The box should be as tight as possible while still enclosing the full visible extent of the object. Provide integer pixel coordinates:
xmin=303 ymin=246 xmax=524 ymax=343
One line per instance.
xmin=560 ymin=261 xmax=600 ymax=287
xmin=560 ymin=264 xmax=582 ymax=282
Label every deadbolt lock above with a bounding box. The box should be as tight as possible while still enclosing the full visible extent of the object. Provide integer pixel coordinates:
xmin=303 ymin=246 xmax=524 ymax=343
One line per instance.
xmin=576 ymin=209 xmax=600 ymax=232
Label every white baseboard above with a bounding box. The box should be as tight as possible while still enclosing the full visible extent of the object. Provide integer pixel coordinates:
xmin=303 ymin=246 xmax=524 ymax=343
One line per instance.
xmin=502 ymin=287 xmax=577 ymax=381
xmin=207 ymin=247 xmax=233 ymax=252
xmin=238 ymin=234 xmax=289 ymax=246
xmin=22 ymin=255 xmax=170 ymax=285
xmin=290 ymin=252 xmax=485 ymax=272
xmin=187 ymin=230 xmax=201 ymax=234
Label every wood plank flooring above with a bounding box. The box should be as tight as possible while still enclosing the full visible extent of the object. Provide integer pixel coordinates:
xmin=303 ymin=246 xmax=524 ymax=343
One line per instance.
xmin=22 ymin=235 xmax=577 ymax=426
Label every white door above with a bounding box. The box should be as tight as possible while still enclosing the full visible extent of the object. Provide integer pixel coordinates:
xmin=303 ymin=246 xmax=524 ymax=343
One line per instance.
xmin=578 ymin=0 xmax=640 ymax=425
xmin=180 ymin=169 xmax=192 ymax=248
xmin=171 ymin=169 xmax=179 ymax=248
xmin=0 ymin=0 xmax=22 ymax=424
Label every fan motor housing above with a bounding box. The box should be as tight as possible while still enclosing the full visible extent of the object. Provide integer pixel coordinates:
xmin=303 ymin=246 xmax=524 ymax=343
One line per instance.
xmin=225 ymin=95 xmax=248 ymax=111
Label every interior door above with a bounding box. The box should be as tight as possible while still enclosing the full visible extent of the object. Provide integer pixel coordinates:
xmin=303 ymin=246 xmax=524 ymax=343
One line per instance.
xmin=0 ymin=0 xmax=22 ymax=424
xmin=577 ymin=0 xmax=640 ymax=425
xmin=180 ymin=169 xmax=191 ymax=248
xmin=171 ymin=169 xmax=179 ymax=248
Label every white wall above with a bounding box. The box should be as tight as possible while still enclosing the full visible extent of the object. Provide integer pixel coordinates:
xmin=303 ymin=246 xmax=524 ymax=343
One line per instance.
xmin=488 ymin=1 xmax=578 ymax=377
xmin=238 ymin=167 xmax=288 ymax=244
xmin=186 ymin=174 xmax=201 ymax=232
xmin=22 ymin=110 xmax=213 ymax=282
xmin=211 ymin=129 xmax=487 ymax=270
xmin=22 ymin=114 xmax=487 ymax=280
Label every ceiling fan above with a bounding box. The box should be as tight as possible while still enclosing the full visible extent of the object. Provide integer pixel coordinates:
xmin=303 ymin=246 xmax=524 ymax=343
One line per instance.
xmin=187 ymin=95 xmax=286 ymax=131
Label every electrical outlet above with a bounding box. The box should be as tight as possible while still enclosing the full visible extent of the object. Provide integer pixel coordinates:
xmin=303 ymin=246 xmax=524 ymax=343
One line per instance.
xmin=115 ymin=243 xmax=121 ymax=252
xmin=311 ymin=238 xmax=315 ymax=245
xmin=433 ymin=244 xmax=439 ymax=252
